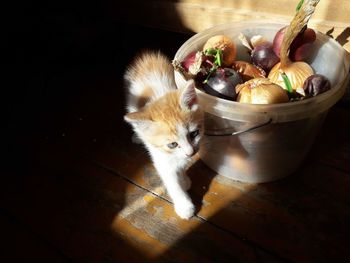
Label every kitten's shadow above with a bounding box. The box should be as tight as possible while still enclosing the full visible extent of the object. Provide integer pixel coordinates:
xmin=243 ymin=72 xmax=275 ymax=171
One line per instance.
xmin=186 ymin=158 xmax=217 ymax=214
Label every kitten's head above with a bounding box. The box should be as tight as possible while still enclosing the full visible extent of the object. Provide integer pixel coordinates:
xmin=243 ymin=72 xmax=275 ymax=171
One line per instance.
xmin=124 ymin=80 xmax=203 ymax=158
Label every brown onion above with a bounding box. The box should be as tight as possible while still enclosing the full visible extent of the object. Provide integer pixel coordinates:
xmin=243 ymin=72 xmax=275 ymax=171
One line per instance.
xmin=203 ymin=35 xmax=236 ymax=66
xmin=236 ymin=78 xmax=289 ymax=104
xmin=268 ymin=61 xmax=313 ymax=92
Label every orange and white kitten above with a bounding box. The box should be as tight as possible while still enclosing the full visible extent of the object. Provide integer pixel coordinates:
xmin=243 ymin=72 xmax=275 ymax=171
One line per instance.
xmin=124 ymin=51 xmax=203 ymax=219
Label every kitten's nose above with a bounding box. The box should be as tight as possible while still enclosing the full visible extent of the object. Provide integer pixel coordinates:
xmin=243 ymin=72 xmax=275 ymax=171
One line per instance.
xmin=185 ymin=148 xmax=195 ymax=157
xmin=182 ymin=142 xmax=195 ymax=157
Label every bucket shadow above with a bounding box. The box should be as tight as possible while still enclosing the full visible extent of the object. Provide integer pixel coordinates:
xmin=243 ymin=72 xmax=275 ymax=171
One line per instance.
xmin=336 ymin=27 xmax=350 ymax=47
xmin=326 ymin=27 xmax=350 ymax=47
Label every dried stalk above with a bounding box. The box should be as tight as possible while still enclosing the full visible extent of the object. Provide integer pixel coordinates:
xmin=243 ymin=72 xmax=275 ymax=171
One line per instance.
xmin=280 ymin=0 xmax=320 ymax=68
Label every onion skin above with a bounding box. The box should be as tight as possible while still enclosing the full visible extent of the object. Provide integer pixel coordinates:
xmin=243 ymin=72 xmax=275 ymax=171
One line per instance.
xmin=236 ymin=78 xmax=289 ymax=104
xmin=232 ymin=61 xmax=266 ymax=81
xmin=203 ymin=35 xmax=236 ymax=66
xmin=181 ymin=51 xmax=196 ymax=72
xmin=268 ymin=61 xmax=314 ymax=92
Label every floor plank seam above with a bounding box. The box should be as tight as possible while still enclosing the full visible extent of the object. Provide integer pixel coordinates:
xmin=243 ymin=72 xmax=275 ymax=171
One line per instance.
xmin=88 ymin=158 xmax=292 ymax=262
xmin=318 ymin=161 xmax=350 ymax=177
xmin=194 ymin=214 xmax=292 ymax=263
xmin=89 ymin=158 xmax=172 ymax=205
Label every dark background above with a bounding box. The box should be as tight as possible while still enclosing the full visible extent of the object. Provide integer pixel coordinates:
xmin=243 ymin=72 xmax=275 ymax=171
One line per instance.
xmin=3 ymin=1 xmax=192 ymax=170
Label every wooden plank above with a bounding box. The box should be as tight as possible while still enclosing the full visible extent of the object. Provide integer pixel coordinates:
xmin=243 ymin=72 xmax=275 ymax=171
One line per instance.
xmin=110 ymin=0 xmax=350 ymax=52
xmin=164 ymin=0 xmax=350 ymax=23
xmin=75 ymin=94 xmax=350 ymax=262
xmin=0 ymin=142 xmax=283 ymax=262
xmin=90 ymin=133 xmax=350 ymax=262
xmin=0 ymin=213 xmax=68 ymax=262
xmin=2 ymin=151 xmax=146 ymax=262
xmin=192 ymin=162 xmax=350 ymax=262
xmin=307 ymin=106 xmax=350 ymax=173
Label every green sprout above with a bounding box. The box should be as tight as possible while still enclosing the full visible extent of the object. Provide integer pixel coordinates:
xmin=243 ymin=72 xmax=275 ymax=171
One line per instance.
xmin=204 ymin=48 xmax=223 ymax=67
xmin=281 ymin=72 xmax=293 ymax=93
xmin=203 ymin=66 xmax=217 ymax=84
xmin=203 ymin=48 xmax=223 ymax=83
xmin=296 ymin=0 xmax=304 ymax=11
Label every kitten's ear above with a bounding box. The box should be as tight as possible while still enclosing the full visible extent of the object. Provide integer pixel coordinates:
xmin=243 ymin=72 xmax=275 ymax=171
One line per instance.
xmin=124 ymin=110 xmax=152 ymax=128
xmin=180 ymin=80 xmax=198 ymax=111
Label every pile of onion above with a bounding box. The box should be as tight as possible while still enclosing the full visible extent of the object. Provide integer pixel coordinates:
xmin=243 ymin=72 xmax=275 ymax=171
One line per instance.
xmin=173 ymin=0 xmax=325 ymax=105
xmin=268 ymin=0 xmax=320 ymax=95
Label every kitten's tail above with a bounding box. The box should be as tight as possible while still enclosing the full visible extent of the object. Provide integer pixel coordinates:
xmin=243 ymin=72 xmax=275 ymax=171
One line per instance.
xmin=124 ymin=50 xmax=177 ymax=112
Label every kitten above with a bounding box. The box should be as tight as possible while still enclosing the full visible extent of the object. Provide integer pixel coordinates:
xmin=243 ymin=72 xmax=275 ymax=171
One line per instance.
xmin=123 ymin=51 xmax=203 ymax=219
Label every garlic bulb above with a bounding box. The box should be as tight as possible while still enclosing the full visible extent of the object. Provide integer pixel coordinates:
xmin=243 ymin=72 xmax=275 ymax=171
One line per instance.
xmin=268 ymin=0 xmax=319 ymax=94
xmin=236 ymin=78 xmax=289 ymax=104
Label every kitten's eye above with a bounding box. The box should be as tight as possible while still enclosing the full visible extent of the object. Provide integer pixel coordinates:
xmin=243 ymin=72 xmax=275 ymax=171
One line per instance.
xmin=189 ymin=129 xmax=200 ymax=140
xmin=167 ymin=142 xmax=178 ymax=149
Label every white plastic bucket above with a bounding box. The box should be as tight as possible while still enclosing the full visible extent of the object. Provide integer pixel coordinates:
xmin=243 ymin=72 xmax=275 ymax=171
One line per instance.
xmin=174 ymin=21 xmax=350 ymax=183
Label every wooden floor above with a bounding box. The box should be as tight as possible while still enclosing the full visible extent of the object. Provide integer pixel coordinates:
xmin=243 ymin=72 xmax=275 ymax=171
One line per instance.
xmin=3 ymin=23 xmax=350 ymax=262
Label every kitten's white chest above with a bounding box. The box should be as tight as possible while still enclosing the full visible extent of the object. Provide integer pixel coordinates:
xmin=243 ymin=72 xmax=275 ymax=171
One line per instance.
xmin=148 ymin=145 xmax=190 ymax=171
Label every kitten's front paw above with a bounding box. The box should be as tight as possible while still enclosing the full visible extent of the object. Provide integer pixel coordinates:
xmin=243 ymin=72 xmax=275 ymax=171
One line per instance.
xmin=174 ymin=199 xmax=195 ymax=220
xmin=179 ymin=175 xmax=192 ymax=191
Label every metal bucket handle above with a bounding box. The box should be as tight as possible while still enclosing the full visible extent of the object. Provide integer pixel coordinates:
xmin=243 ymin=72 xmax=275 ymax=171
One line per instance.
xmin=204 ymin=118 xmax=272 ymax=136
